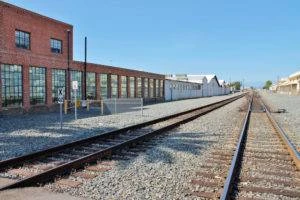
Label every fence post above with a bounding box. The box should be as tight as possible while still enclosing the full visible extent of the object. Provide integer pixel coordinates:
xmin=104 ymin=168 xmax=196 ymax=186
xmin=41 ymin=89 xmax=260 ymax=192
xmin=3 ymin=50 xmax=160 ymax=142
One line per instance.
xmin=64 ymin=100 xmax=68 ymax=114
xmin=114 ymin=98 xmax=117 ymax=114
xmin=101 ymin=100 xmax=104 ymax=115
xmin=87 ymin=100 xmax=90 ymax=111
xmin=141 ymin=98 xmax=143 ymax=116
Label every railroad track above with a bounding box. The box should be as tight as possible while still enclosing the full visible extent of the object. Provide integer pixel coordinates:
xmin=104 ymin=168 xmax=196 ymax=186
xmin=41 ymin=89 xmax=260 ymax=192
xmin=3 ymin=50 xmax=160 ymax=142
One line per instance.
xmin=0 ymin=94 xmax=244 ymax=191
xmin=190 ymin=92 xmax=300 ymax=199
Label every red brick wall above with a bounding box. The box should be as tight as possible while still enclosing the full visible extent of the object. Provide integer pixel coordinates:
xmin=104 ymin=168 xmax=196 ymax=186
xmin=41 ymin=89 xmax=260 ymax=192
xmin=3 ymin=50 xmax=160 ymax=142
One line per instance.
xmin=0 ymin=2 xmax=165 ymax=113
xmin=0 ymin=2 xmax=73 ymax=60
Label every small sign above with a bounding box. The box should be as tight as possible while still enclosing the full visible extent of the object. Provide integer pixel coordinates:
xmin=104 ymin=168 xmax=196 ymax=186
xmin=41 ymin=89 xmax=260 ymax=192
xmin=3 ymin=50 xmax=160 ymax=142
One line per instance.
xmin=57 ymin=88 xmax=65 ymax=104
xmin=72 ymin=81 xmax=78 ymax=90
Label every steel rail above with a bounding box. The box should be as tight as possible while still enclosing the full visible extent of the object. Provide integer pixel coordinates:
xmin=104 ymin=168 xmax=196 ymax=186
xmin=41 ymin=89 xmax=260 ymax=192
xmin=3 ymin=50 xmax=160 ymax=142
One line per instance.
xmin=0 ymin=94 xmax=244 ymax=170
xmin=0 ymin=94 xmax=246 ymax=191
xmin=261 ymin=100 xmax=300 ymax=170
xmin=220 ymin=95 xmax=253 ymax=200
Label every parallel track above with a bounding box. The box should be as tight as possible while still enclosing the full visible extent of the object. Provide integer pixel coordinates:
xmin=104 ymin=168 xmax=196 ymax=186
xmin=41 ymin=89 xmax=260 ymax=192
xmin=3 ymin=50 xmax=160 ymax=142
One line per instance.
xmin=0 ymin=94 xmax=244 ymax=191
xmin=221 ymin=93 xmax=300 ymax=200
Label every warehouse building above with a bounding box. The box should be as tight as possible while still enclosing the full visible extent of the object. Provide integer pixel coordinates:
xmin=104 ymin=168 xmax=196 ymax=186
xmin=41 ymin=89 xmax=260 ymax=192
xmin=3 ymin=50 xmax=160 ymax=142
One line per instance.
xmin=164 ymin=74 xmax=230 ymax=101
xmin=0 ymin=2 xmax=164 ymax=113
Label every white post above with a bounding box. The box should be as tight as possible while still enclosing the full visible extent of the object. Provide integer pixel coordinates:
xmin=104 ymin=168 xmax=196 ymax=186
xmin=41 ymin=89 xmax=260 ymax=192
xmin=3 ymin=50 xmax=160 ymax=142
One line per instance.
xmin=141 ymin=98 xmax=143 ymax=116
xmin=114 ymin=98 xmax=117 ymax=114
xmin=74 ymin=90 xmax=77 ymax=120
xmin=60 ymin=103 xmax=63 ymax=130
xmin=101 ymin=100 xmax=104 ymax=115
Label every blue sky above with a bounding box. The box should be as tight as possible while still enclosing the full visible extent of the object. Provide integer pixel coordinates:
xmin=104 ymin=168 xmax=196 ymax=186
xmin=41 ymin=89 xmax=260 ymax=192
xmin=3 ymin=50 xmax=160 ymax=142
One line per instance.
xmin=5 ymin=0 xmax=300 ymax=87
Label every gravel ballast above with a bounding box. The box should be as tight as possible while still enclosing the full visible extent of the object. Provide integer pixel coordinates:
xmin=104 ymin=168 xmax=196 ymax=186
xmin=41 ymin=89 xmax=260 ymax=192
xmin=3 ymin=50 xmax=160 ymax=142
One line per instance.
xmin=259 ymin=91 xmax=300 ymax=150
xmin=47 ymin=96 xmax=246 ymax=199
xmin=0 ymin=94 xmax=241 ymax=160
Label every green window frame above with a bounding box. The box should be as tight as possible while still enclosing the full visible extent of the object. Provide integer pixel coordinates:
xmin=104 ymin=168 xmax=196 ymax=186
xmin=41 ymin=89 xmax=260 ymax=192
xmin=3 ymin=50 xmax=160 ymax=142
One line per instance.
xmin=129 ymin=77 xmax=135 ymax=98
xmin=30 ymin=66 xmax=46 ymax=105
xmin=1 ymin=64 xmax=23 ymax=107
xmin=100 ymin=74 xmax=108 ymax=99
xmin=121 ymin=76 xmax=127 ymax=98
xmin=86 ymin=72 xmax=96 ymax=100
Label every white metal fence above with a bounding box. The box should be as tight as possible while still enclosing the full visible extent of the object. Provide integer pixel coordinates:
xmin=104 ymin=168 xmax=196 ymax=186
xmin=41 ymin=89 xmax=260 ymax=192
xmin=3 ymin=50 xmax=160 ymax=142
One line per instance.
xmin=64 ymin=98 xmax=144 ymax=116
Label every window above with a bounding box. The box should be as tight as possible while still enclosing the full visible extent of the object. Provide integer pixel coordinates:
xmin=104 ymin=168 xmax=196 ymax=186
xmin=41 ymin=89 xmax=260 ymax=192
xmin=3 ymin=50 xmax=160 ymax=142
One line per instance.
xmin=70 ymin=70 xmax=82 ymax=100
xmin=111 ymin=75 xmax=118 ymax=98
xmin=100 ymin=74 xmax=108 ymax=99
xmin=160 ymin=80 xmax=164 ymax=97
xmin=155 ymin=79 xmax=159 ymax=97
xmin=129 ymin=77 xmax=135 ymax=98
xmin=149 ymin=79 xmax=154 ymax=98
xmin=121 ymin=76 xmax=127 ymax=98
xmin=86 ymin=72 xmax=96 ymax=100
xmin=30 ymin=67 xmax=46 ymax=105
xmin=52 ymin=69 xmax=66 ymax=102
xmin=15 ymin=30 xmax=30 ymax=49
xmin=50 ymin=38 xmax=62 ymax=53
xmin=137 ymin=78 xmax=142 ymax=98
xmin=1 ymin=64 xmax=22 ymax=107
xmin=144 ymin=78 xmax=148 ymax=98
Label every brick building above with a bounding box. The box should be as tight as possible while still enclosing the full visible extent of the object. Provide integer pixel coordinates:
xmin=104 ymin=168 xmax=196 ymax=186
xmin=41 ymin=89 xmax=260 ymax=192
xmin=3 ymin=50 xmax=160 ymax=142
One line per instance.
xmin=0 ymin=1 xmax=165 ymax=113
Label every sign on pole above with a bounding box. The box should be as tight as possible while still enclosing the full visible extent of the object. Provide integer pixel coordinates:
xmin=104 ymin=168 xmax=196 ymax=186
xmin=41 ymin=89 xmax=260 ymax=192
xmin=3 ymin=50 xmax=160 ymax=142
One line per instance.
xmin=57 ymin=87 xmax=65 ymax=130
xmin=72 ymin=81 xmax=78 ymax=120
xmin=57 ymin=88 xmax=65 ymax=104
xmin=72 ymin=81 xmax=78 ymax=90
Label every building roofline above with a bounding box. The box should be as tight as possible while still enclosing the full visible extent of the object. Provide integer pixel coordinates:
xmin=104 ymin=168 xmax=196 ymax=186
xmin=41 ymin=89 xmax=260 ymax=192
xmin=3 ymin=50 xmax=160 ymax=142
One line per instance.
xmin=0 ymin=1 xmax=73 ymax=27
xmin=73 ymin=60 xmax=165 ymax=78
xmin=165 ymin=78 xmax=203 ymax=85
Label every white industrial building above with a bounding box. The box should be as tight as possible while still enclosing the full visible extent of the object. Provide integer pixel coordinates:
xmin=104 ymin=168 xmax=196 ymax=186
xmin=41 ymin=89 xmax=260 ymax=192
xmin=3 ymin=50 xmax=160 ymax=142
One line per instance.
xmin=164 ymin=74 xmax=230 ymax=101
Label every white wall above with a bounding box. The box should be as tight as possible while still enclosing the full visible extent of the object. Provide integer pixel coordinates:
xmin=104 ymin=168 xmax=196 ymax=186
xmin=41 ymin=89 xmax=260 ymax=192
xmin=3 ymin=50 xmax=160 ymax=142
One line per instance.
xmin=165 ymin=80 xmax=203 ymax=101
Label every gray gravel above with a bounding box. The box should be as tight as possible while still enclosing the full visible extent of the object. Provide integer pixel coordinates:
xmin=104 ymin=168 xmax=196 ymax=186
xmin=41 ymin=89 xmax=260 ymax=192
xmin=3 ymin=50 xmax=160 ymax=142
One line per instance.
xmin=47 ymin=96 xmax=246 ymax=199
xmin=0 ymin=94 xmax=241 ymax=160
xmin=259 ymin=91 xmax=300 ymax=151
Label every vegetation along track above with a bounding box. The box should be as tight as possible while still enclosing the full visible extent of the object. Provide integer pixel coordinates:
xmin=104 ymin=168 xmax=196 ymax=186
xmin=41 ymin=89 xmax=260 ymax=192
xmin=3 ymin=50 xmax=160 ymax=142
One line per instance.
xmin=0 ymin=94 xmax=245 ymax=191
xmin=190 ymin=92 xmax=300 ymax=200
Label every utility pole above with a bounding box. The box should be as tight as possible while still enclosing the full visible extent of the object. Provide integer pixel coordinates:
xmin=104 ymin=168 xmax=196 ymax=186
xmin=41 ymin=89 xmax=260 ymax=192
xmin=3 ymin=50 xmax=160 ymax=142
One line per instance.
xmin=67 ymin=29 xmax=71 ymax=101
xmin=84 ymin=37 xmax=87 ymax=100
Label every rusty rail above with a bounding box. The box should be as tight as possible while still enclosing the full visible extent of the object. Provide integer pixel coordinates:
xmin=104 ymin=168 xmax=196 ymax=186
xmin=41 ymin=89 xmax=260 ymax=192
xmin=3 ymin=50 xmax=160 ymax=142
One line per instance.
xmin=261 ymin=100 xmax=300 ymax=170
xmin=220 ymin=95 xmax=253 ymax=200
xmin=0 ymin=94 xmax=246 ymax=191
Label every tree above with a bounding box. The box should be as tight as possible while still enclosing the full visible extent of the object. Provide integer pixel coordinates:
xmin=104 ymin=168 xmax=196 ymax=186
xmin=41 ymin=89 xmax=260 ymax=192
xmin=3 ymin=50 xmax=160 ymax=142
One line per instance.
xmin=229 ymin=81 xmax=241 ymax=90
xmin=263 ymin=80 xmax=272 ymax=90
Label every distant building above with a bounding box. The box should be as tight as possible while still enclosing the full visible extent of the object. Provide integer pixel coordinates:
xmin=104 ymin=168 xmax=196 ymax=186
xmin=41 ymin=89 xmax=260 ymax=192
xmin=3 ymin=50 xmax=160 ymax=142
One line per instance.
xmin=272 ymin=71 xmax=300 ymax=95
xmin=165 ymin=74 xmax=230 ymax=99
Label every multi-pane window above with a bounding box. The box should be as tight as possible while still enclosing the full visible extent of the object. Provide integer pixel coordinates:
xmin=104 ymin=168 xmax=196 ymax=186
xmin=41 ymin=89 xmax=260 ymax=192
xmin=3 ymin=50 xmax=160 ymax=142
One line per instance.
xmin=111 ymin=75 xmax=118 ymax=98
xmin=144 ymin=78 xmax=148 ymax=98
xmin=15 ymin=30 xmax=30 ymax=49
xmin=121 ymin=76 xmax=127 ymax=98
xmin=149 ymin=79 xmax=154 ymax=98
xmin=137 ymin=78 xmax=142 ymax=98
xmin=30 ymin=67 xmax=46 ymax=105
xmin=86 ymin=72 xmax=96 ymax=100
xmin=70 ymin=70 xmax=82 ymax=100
xmin=50 ymin=38 xmax=62 ymax=54
xmin=160 ymin=80 xmax=164 ymax=97
xmin=129 ymin=77 xmax=135 ymax=98
xmin=52 ymin=69 xmax=65 ymax=102
xmin=1 ymin=64 xmax=22 ymax=107
xmin=100 ymin=74 xmax=108 ymax=99
xmin=155 ymin=79 xmax=159 ymax=97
